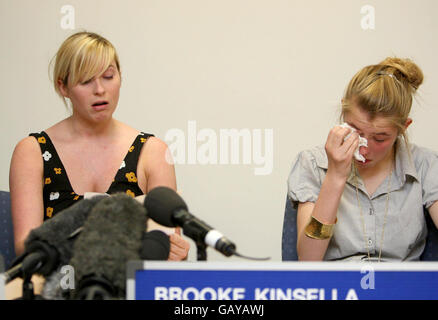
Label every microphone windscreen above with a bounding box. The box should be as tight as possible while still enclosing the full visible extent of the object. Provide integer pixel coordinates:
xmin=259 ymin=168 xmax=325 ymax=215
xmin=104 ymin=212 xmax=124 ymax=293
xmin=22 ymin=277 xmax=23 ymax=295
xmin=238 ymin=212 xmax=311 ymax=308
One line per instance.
xmin=41 ymin=266 xmax=67 ymax=300
xmin=69 ymin=193 xmax=147 ymax=299
xmin=140 ymin=230 xmax=170 ymax=260
xmin=23 ymin=196 xmax=105 ymax=266
xmin=144 ymin=186 xmax=187 ymax=227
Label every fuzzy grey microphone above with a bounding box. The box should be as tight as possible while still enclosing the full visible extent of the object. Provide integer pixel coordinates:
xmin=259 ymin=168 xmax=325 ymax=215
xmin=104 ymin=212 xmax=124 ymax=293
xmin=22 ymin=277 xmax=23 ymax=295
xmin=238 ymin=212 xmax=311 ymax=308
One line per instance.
xmin=4 ymin=196 xmax=106 ymax=284
xmin=68 ymin=193 xmax=147 ymax=300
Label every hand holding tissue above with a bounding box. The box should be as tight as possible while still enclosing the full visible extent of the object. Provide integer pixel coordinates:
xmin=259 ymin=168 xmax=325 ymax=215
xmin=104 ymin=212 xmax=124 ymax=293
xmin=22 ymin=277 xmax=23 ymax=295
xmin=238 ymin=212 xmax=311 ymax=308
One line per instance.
xmin=339 ymin=123 xmax=368 ymax=162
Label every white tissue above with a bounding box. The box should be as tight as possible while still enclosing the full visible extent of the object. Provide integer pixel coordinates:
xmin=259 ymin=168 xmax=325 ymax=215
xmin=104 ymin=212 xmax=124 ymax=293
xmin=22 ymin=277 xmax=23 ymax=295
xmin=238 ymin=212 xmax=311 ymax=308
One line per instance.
xmin=84 ymin=192 xmax=110 ymax=199
xmin=339 ymin=123 xmax=368 ymax=162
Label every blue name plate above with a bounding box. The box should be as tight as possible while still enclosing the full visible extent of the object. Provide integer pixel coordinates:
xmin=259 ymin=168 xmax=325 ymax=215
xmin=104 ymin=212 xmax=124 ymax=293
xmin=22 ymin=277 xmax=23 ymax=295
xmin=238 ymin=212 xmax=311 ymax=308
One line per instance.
xmin=126 ymin=261 xmax=438 ymax=300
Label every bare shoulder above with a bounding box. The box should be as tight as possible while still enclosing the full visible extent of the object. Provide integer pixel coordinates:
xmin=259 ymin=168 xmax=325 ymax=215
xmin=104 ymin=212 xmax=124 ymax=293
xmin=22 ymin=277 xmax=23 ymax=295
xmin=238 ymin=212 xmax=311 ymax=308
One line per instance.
xmin=139 ymin=136 xmax=171 ymax=167
xmin=144 ymin=136 xmax=168 ymax=151
xmin=138 ymin=135 xmax=176 ymax=191
xmin=10 ymin=136 xmax=43 ymax=179
xmin=12 ymin=136 xmax=41 ymax=160
xmin=10 ymin=136 xmax=44 ymax=210
xmin=141 ymin=136 xmax=172 ymax=164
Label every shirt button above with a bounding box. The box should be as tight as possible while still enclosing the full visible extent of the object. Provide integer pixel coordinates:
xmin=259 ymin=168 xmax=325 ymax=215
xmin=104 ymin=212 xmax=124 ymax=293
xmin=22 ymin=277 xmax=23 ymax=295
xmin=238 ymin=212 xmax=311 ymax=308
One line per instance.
xmin=369 ymin=208 xmax=374 ymax=215
xmin=368 ymin=239 xmax=373 ymax=247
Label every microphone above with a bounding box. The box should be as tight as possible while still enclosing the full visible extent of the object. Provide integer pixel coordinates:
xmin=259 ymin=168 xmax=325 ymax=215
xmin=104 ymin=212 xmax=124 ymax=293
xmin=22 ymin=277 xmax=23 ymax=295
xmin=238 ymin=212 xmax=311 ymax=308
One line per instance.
xmin=69 ymin=193 xmax=147 ymax=300
xmin=41 ymin=229 xmax=170 ymax=300
xmin=144 ymin=186 xmax=236 ymax=257
xmin=140 ymin=230 xmax=170 ymax=260
xmin=4 ymin=196 xmax=105 ymax=283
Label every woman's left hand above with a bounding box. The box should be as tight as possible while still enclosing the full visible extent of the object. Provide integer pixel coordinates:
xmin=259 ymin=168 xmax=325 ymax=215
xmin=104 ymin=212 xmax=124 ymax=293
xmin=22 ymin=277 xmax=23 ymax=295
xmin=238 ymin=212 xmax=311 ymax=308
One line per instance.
xmin=168 ymin=227 xmax=190 ymax=260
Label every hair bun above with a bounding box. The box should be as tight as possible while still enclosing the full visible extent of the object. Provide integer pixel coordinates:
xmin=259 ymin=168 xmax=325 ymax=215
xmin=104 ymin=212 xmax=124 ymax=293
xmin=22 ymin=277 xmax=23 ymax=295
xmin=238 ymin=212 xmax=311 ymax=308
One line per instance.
xmin=379 ymin=57 xmax=423 ymax=90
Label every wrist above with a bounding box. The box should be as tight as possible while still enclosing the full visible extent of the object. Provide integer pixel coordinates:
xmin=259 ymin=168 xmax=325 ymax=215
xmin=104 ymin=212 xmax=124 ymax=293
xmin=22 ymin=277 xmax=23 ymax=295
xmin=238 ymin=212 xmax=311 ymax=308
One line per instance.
xmin=325 ymin=170 xmax=348 ymax=188
xmin=313 ymin=170 xmax=347 ymax=225
xmin=305 ymin=215 xmax=337 ymax=240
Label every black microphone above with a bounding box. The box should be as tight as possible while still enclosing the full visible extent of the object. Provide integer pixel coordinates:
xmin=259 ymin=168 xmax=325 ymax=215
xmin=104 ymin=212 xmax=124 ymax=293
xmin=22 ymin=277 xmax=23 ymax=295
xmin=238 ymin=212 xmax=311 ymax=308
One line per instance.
xmin=144 ymin=186 xmax=236 ymax=257
xmin=140 ymin=230 xmax=170 ymax=260
xmin=69 ymin=193 xmax=147 ymax=300
xmin=4 ymin=196 xmax=105 ymax=283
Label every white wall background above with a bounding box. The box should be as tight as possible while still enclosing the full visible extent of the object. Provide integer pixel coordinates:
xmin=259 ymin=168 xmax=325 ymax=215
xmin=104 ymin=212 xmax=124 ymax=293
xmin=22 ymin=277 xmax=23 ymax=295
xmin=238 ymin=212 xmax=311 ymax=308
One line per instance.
xmin=1 ymin=0 xmax=437 ymax=261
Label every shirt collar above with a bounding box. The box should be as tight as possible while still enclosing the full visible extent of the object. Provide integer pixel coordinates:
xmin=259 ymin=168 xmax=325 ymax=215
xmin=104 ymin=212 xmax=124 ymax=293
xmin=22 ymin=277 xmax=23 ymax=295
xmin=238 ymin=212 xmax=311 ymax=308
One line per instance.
xmin=394 ymin=138 xmax=419 ymax=183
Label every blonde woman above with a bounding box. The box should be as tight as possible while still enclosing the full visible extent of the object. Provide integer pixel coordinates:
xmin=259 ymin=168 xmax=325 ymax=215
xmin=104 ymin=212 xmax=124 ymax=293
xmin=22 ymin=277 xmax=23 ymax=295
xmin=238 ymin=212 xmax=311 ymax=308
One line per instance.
xmin=9 ymin=31 xmax=190 ymax=259
xmin=287 ymin=57 xmax=438 ymax=261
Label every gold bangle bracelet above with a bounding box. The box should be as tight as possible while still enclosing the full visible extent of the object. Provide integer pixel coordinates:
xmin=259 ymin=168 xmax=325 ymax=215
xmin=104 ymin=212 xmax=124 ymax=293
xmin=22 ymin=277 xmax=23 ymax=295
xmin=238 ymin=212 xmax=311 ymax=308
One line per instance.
xmin=304 ymin=215 xmax=337 ymax=240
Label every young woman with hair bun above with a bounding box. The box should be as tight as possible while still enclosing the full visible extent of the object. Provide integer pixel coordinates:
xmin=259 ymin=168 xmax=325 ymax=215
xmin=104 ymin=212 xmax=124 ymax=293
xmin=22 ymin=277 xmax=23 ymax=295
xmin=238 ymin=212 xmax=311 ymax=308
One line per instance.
xmin=287 ymin=57 xmax=438 ymax=261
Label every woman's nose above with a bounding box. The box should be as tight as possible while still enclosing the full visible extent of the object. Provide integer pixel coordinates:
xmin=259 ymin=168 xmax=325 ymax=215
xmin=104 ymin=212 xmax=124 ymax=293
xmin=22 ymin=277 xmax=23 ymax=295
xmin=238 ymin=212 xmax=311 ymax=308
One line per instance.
xmin=93 ymin=79 xmax=105 ymax=94
xmin=359 ymin=146 xmax=368 ymax=156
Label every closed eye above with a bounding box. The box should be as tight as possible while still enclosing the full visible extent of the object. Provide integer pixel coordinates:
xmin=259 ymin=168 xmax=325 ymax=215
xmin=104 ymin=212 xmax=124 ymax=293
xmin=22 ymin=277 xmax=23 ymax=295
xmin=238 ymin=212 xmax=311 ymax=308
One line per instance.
xmin=81 ymin=78 xmax=92 ymax=85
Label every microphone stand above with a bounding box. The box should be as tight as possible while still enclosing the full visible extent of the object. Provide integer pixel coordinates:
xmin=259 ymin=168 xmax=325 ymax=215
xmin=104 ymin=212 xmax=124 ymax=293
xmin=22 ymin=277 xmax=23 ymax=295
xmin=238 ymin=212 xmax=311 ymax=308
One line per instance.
xmin=196 ymin=241 xmax=207 ymax=261
xmin=18 ymin=276 xmax=46 ymax=300
xmin=22 ymin=274 xmax=35 ymax=300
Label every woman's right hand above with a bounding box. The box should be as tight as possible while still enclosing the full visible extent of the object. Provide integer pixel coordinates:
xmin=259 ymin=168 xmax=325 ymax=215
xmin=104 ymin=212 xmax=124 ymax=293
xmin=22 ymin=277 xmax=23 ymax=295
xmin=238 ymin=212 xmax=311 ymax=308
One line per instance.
xmin=324 ymin=126 xmax=359 ymax=181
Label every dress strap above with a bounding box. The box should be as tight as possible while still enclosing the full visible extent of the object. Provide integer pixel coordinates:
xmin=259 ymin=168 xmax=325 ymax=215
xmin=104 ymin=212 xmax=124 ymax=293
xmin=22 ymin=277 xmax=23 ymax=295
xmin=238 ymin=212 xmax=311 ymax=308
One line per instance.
xmin=107 ymin=132 xmax=154 ymax=197
xmin=29 ymin=131 xmax=82 ymax=220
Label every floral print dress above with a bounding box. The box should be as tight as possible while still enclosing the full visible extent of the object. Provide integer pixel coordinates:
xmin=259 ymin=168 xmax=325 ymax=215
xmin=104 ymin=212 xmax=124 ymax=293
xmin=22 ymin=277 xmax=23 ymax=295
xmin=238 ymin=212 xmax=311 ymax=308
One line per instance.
xmin=29 ymin=131 xmax=153 ymax=220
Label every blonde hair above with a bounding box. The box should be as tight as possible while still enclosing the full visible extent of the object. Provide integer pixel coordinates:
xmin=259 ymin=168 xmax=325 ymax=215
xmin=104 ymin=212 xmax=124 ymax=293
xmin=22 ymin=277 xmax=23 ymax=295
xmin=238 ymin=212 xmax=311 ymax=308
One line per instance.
xmin=341 ymin=57 xmax=423 ymax=147
xmin=51 ymin=31 xmax=120 ymax=108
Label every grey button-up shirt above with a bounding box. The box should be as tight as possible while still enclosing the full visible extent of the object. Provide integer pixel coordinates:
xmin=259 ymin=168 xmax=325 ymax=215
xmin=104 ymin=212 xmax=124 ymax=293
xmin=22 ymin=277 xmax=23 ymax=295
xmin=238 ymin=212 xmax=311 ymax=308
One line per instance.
xmin=287 ymin=139 xmax=438 ymax=261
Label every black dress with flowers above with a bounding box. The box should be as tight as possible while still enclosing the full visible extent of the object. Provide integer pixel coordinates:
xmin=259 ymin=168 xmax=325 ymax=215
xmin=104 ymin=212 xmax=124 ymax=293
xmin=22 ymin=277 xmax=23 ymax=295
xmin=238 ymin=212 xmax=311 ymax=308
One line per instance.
xmin=29 ymin=131 xmax=154 ymax=221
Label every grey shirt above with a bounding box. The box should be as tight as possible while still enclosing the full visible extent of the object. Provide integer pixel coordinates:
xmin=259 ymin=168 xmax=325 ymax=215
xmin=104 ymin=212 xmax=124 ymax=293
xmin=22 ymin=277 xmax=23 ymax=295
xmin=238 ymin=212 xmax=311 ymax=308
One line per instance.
xmin=287 ymin=139 xmax=438 ymax=261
